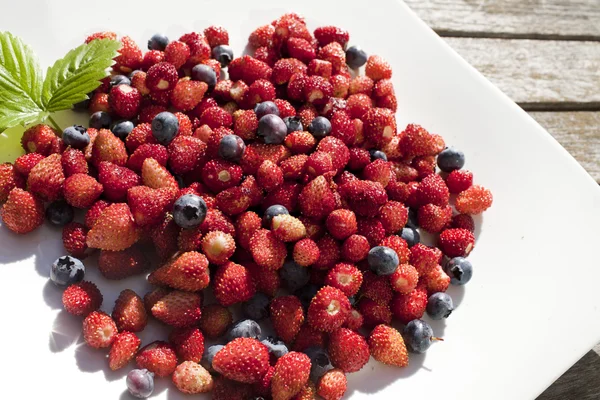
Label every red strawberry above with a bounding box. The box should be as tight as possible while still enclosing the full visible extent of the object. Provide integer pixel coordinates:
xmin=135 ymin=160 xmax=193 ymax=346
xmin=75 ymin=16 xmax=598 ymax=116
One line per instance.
xmin=98 ymin=247 xmax=149 ymax=280
xmin=328 ymin=328 xmax=370 ymax=373
xmin=379 ymin=235 xmax=410 ymax=264
xmin=172 ymin=361 xmax=214 ymax=394
xmin=292 ymin=324 xmax=328 ymax=352
xmin=164 ymin=40 xmax=190 ymax=68
xmin=235 ymin=211 xmax=261 ymax=251
xmin=446 ymin=169 xmax=473 ymax=193
xmin=201 ymin=231 xmax=236 ymax=264
xmin=212 ymin=337 xmax=271 ymax=384
xmin=341 ymin=234 xmax=370 ymax=263
xmin=233 ymin=110 xmax=259 ymax=140
xmin=365 ymin=55 xmax=392 ymax=81
xmin=254 ymin=365 xmax=274 ymax=397
xmin=390 ymin=286 xmax=428 ymax=324
xmin=86 ymin=203 xmax=139 ymax=251
xmin=91 ymin=129 xmax=128 ymax=167
xmin=1 ymin=188 xmax=44 ymax=234
xmin=112 ymin=289 xmax=147 ymax=332
xmin=216 ymin=186 xmax=252 ymax=216
xmin=317 ymin=368 xmax=347 ymax=400
xmin=246 ymin=261 xmax=282 ymax=297
xmin=243 ymin=79 xmax=276 ymax=108
xmin=325 ymin=209 xmax=357 ymax=240
xmin=61 ymin=148 xmax=88 ymax=177
xmin=146 ymin=62 xmax=179 ymax=93
xmin=201 ymin=159 xmax=243 ymax=192
xmin=136 ymin=341 xmax=178 ymax=377
xmin=85 ymin=31 xmax=117 ymax=43
xmin=344 ymin=308 xmax=364 ymax=331
xmin=256 ymin=160 xmax=283 ymax=192
xmin=313 ymin=234 xmax=341 ymax=270
xmin=298 ymin=175 xmax=336 ymax=220
xmin=271 ymin=215 xmax=306 ymax=242
xmin=413 ymin=155 xmax=437 ymax=179
xmin=398 ymin=124 xmax=439 ymax=158
xmin=390 ymin=264 xmax=419 ymax=294
xmin=125 ymin=123 xmax=157 ymax=153
xmin=357 ymin=217 xmax=385 ymax=247
xmin=325 ymin=263 xmax=363 ymax=297
xmin=171 ymin=79 xmax=208 ymax=111
xmin=108 ymin=331 xmax=141 ymax=370
xmin=109 ymin=84 xmax=141 ymax=118
xmin=199 ymin=303 xmax=232 ymax=339
xmin=307 ymin=286 xmax=350 ymax=332
xmin=200 ymin=209 xmax=236 ymax=235
xmin=83 ymin=311 xmax=118 ymax=348
xmin=141 ymin=157 xmax=178 ymax=190
xmin=363 ymin=160 xmax=394 ymax=188
xmin=274 ymin=99 xmax=296 ymax=118
xmin=14 ymin=153 xmax=44 ymax=178
xmin=378 ymin=201 xmax=408 ymax=235
xmin=249 ymin=229 xmax=287 ymax=270
xmin=62 ymin=281 xmax=102 ymax=317
xmin=451 ymin=213 xmax=475 ymax=232
xmin=98 ymin=162 xmax=141 ymax=201
xmin=229 ymin=55 xmax=273 ymax=84
xmin=204 ymin=25 xmax=229 ymax=47
xmin=143 ymin=287 xmax=170 ymax=313
xmin=128 ymin=144 xmax=168 ymax=173
xmin=180 ymin=32 xmax=212 ymax=64
xmin=269 ymin=352 xmax=310 ymax=400
xmin=304 ymin=151 xmax=333 ymax=179
xmin=212 ymin=376 xmax=255 ymax=400
xmin=362 ymin=108 xmax=396 ymax=147
xmin=130 ymin=70 xmax=149 ymax=95
xmin=270 ymin=296 xmax=305 ymax=343
xmin=409 ymin=243 xmax=442 ymax=275
xmin=241 ymin=142 xmax=290 ymax=175
xmin=339 ymin=180 xmax=387 ymax=217
xmin=417 ymin=203 xmax=452 ymax=233
xmin=63 ymin=173 xmax=103 ymax=208
xmin=361 ymin=271 xmax=393 ymax=304
xmin=358 ymin=298 xmax=392 ymax=327
xmin=168 ymin=136 xmax=206 ymax=175
xmin=141 ymin=50 xmax=165 ymax=71
xmin=346 ymin=94 xmax=373 ymax=120
xmin=279 ymin=155 xmax=307 ymax=180
xmin=284 ymin=131 xmax=315 ymax=154
xmin=213 ymin=262 xmax=256 ymax=306
xmin=62 ymin=222 xmax=88 ymax=258
xmin=318 ymin=42 xmax=346 ymax=73
xmin=314 ymin=26 xmax=349 ymax=48
xmin=455 ymin=185 xmax=493 ymax=215
xmin=169 ymin=327 xmax=205 ymax=363
xmin=139 ymin=105 xmax=167 ymax=124
xmin=416 ymin=174 xmax=449 ymax=206
xmin=200 ymin=106 xmax=233 ymax=129
xmin=423 ymin=264 xmax=450 ymax=294
xmin=148 ymin=251 xmax=210 ymax=291
xmin=292 ymin=238 xmax=320 ymax=267
xmin=303 ymin=75 xmax=332 ymax=106
xmin=368 ymin=324 xmax=408 ymax=367
xmin=89 ymin=92 xmax=111 ymax=113
xmin=349 ymin=76 xmax=374 ymax=96
xmin=21 ymin=124 xmax=57 ymax=155
xmin=27 ymin=153 xmax=64 ymax=201
xmin=287 ymin=38 xmax=316 ymax=63
xmin=114 ymin=36 xmax=142 ymax=73
xmin=287 ymin=73 xmax=309 ymax=102
xmin=127 ymin=186 xmax=175 ymax=227
xmin=438 ymin=228 xmax=475 ymax=257
xmin=151 ymin=291 xmax=202 ymax=328
xmin=387 ymin=180 xmax=418 ymax=206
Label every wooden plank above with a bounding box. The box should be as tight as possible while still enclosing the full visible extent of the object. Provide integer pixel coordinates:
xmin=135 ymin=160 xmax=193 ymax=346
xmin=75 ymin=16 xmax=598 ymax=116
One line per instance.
xmin=443 ymin=38 xmax=600 ymax=106
xmin=404 ymin=0 xmax=600 ymax=40
xmin=529 ymin=112 xmax=600 ymax=182
xmin=538 ymin=349 xmax=600 ymax=399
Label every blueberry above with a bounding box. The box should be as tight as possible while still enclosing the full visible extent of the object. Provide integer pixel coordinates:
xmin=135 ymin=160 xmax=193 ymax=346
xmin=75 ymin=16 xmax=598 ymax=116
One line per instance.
xmin=400 ymin=226 xmax=420 ymax=248
xmin=404 ymin=319 xmax=437 ymax=353
xmin=437 ymin=147 xmax=465 ymax=172
xmin=227 ymin=319 xmax=262 ymax=341
xmin=426 ymin=292 xmax=454 ymax=320
xmin=111 ymin=120 xmax=135 ymax=140
xmin=308 ymin=116 xmax=331 ymax=138
xmin=126 ymin=368 xmax=154 ymax=398
xmin=345 ymin=45 xmax=368 ymax=69
xmin=50 ymin=255 xmax=85 ymax=287
xmin=45 ymin=201 xmax=74 ymax=226
xmin=147 ymin=33 xmax=169 ymax=51
xmin=191 ymin=64 xmax=217 ymax=90
xmin=304 ymin=347 xmax=334 ymax=382
xmin=263 ymin=204 xmax=289 ymax=227
xmin=294 ymin=284 xmax=319 ymax=310
xmin=444 ymin=257 xmax=473 ymax=285
xmin=109 ymin=74 xmax=131 ymax=88
xmin=369 ymin=149 xmax=388 ymax=161
xmin=152 ymin=111 xmax=179 ymax=145
xmin=242 ymin=293 xmax=270 ymax=321
xmin=257 ymin=114 xmax=287 ymax=144
xmin=172 ymin=194 xmax=207 ymax=229
xmin=280 ymin=261 xmax=310 ymax=292
xmin=212 ymin=45 xmax=234 ymax=67
xmin=218 ymin=134 xmax=246 ymax=163
xmin=62 ymin=125 xmax=90 ymax=149
xmin=254 ymin=101 xmax=280 ymax=120
xmin=261 ymin=337 xmax=289 ymax=360
xmin=283 ymin=116 xmax=303 ymax=134
xmin=201 ymin=344 xmax=224 ymax=372
xmin=89 ymin=111 xmax=112 ymax=129
xmin=407 ymin=208 xmax=418 ymax=228
xmin=368 ymin=246 xmax=399 ymax=275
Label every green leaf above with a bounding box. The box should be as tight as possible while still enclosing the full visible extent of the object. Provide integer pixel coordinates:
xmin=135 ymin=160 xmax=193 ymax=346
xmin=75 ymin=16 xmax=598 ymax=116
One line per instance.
xmin=43 ymin=38 xmax=120 ymax=112
xmin=0 ymin=32 xmax=45 ymax=132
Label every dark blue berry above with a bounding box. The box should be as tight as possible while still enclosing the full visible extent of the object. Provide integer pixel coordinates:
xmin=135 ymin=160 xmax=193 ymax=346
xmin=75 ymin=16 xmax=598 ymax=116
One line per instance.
xmin=147 ymin=33 xmax=169 ymax=51
xmin=294 ymin=284 xmax=319 ymax=310
xmin=172 ymin=194 xmax=207 ymax=229
xmin=308 ymin=116 xmax=331 ymax=138
xmin=111 ymin=120 xmax=135 ymax=140
xmin=212 ymin=45 xmax=234 ymax=67
xmin=50 ymin=255 xmax=85 ymax=287
xmin=242 ymin=293 xmax=270 ymax=321
xmin=218 ymin=134 xmax=246 ymax=163
xmin=201 ymin=344 xmax=224 ymax=372
xmin=261 ymin=337 xmax=289 ymax=360
xmin=444 ymin=257 xmax=473 ymax=285
xmin=369 ymin=149 xmax=388 ymax=161
xmin=263 ymin=204 xmax=289 ymax=227
xmin=126 ymin=369 xmax=154 ymax=399
xmin=89 ymin=111 xmax=112 ymax=129
xmin=283 ymin=116 xmax=303 ymax=134
xmin=110 ymin=74 xmax=131 ymax=88
xmin=437 ymin=147 xmax=465 ymax=172
xmin=62 ymin=125 xmax=89 ymax=149
xmin=191 ymin=64 xmax=217 ymax=90
xmin=254 ymin=101 xmax=280 ymax=120
xmin=404 ymin=319 xmax=436 ymax=353
xmin=426 ymin=292 xmax=454 ymax=320
xmin=280 ymin=261 xmax=310 ymax=292
xmin=258 ymin=114 xmax=287 ymax=144
xmin=227 ymin=319 xmax=262 ymax=341
xmin=345 ymin=46 xmax=368 ymax=69
xmin=152 ymin=111 xmax=179 ymax=145
xmin=400 ymin=226 xmax=420 ymax=248
xmin=45 ymin=201 xmax=74 ymax=226
xmin=407 ymin=208 xmax=418 ymax=228
xmin=368 ymin=246 xmax=399 ymax=275
xmin=304 ymin=347 xmax=334 ymax=382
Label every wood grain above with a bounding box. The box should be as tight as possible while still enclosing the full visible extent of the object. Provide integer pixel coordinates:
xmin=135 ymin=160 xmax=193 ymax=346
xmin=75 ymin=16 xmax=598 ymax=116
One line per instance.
xmin=538 ymin=348 xmax=600 ymax=399
xmin=404 ymin=0 xmax=600 ymax=40
xmin=443 ymin=38 xmax=600 ymax=107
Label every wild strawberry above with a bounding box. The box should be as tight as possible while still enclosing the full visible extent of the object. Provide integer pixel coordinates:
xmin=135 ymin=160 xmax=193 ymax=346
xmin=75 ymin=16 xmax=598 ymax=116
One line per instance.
xmin=362 ymin=108 xmax=396 ymax=147
xmin=26 ymin=153 xmax=64 ymax=202
xmin=84 ymin=200 xmax=110 ymax=229
xmin=201 ymin=231 xmax=236 ymax=264
xmin=108 ymin=332 xmax=141 ymax=371
xmin=409 ymin=243 xmax=442 ymax=275
xmin=306 ymin=59 xmax=332 ymax=79
xmin=143 ymin=288 xmax=170 ymax=314
xmin=83 ymin=311 xmax=118 ymax=348
xmin=446 ymin=169 xmax=473 ymax=194
xmin=342 ymin=307 xmax=363 ymax=331
xmin=204 ymin=25 xmax=229 ymax=47
xmin=319 ymin=42 xmax=345 ymax=73
xmin=418 ymin=203 xmax=452 ymax=233
xmin=313 ymin=234 xmax=341 ymax=269
xmin=363 ymin=159 xmax=393 ymax=188
xmin=242 ymin=79 xmax=276 ymax=108
xmin=249 ymin=228 xmax=287 ymax=270
xmin=125 ymin=123 xmax=155 ymax=153
xmin=233 ymin=211 xmax=260 ymax=251
xmin=287 ymin=38 xmax=316 ymax=63
xmin=127 ymin=186 xmax=175 ymax=227
xmin=357 ymin=217 xmax=385 ymax=246
xmin=13 ymin=153 xmax=42 ymax=178
xmin=228 ymin=55 xmax=273 ymax=84
xmin=317 ymin=368 xmax=347 ymax=400
xmin=417 ymin=174 xmax=450 ymax=206
xmin=200 ymin=208 xmax=236 ymax=235
xmin=20 ymin=124 xmax=57 ymax=155
xmin=325 ymin=209 xmax=357 ymax=241
xmin=213 ymin=261 xmax=256 ymax=306
xmin=336 ymin=170 xmax=358 ymax=186
xmin=346 ymin=148 xmax=370 ymax=172
xmin=128 ymin=144 xmax=168 ymax=175
xmin=85 ymin=31 xmax=117 ymax=43
xmin=284 ymin=131 xmax=315 ymax=154
xmin=0 ymin=188 xmax=43 ymax=234
xmin=245 ymin=261 xmax=280 ymax=296
xmin=215 ymin=186 xmax=252 ymax=216
xmin=60 ymin=148 xmax=88 ymax=177
xmin=398 ymin=123 xmax=439 ymax=157
xmin=348 ymin=76 xmax=374 ymax=96
xmin=376 ymin=93 xmax=398 ymax=112
xmin=199 ymin=303 xmax=232 ymax=339
xmin=112 ymin=289 xmax=147 ymax=332
xmin=164 ymin=40 xmax=190 ymax=68
xmin=297 ymin=175 xmax=336 ymax=220
xmin=314 ymin=26 xmax=349 ymax=48
xmin=328 ymin=328 xmax=369 ymax=373
xmin=345 ymin=94 xmax=372 ymax=120
xmin=91 ymin=129 xmax=128 ymax=167
xmin=451 ymin=213 xmax=475 ymax=232
xmin=455 ymin=185 xmax=493 ymax=214
xmin=199 ymin=106 xmax=233 ymax=130
xmin=368 ymin=324 xmax=408 ymax=367
xmin=212 ymin=337 xmax=270 ymax=384
xmin=325 ymin=263 xmax=362 ymax=296
xmin=256 ymin=160 xmax=283 ymax=192
xmin=172 ymin=361 xmax=213 ymax=394
xmin=303 ymin=151 xmax=332 ymax=179
xmin=130 ymin=70 xmax=150 ymax=95
xmin=169 ymin=79 xmax=208 ymax=111
xmin=169 ymin=327 xmax=205 ymax=363
xmin=390 ymin=264 xmax=419 ymax=294
xmin=109 ymin=84 xmax=141 ymax=118
xmin=63 ymin=174 xmax=103 ymax=208
xmin=249 ymin=24 xmax=275 ymax=48
xmin=341 ymin=234 xmax=370 ymax=262
xmin=138 ymin=106 xmax=167 ymax=126
xmin=86 ymin=203 xmax=139 ymax=251
xmin=0 ymin=164 xmax=24 ymax=203
xmin=151 ymin=290 xmax=202 ymax=328
xmin=146 ymin=62 xmax=179 ymax=93
xmin=365 ymin=55 xmax=392 ymax=81
xmin=179 ymin=32 xmax=211 ymax=64
xmin=291 ymin=324 xmax=327 ymax=352
xmin=62 ymin=281 xmax=102 ymax=317
xmin=136 ymin=341 xmax=178 ymax=377
xmin=276 ymin=155 xmax=305 ymax=180
xmin=261 ymin=181 xmax=300 ymax=213
xmin=271 ymin=214 xmax=306 ymax=243
xmin=387 ymin=181 xmax=419 ymax=208
xmin=307 ymin=286 xmax=350 ymax=332
xmin=113 ymin=36 xmax=142 ymax=73
xmin=62 ymin=222 xmax=88 ymax=258
xmin=390 ymin=287 xmax=428 ymax=324
xmin=303 ymin=75 xmax=332 ymax=105
xmin=166 ymin=138 xmax=205 ymax=176
xmin=212 ymin=376 xmax=255 ymax=400
xmin=175 ymin=111 xmax=193 ymax=136
xmin=177 ymin=225 xmax=203 ymax=252
xmin=141 ymin=157 xmax=178 ymax=190
xmin=96 ymin=163 xmax=139 ymax=203
xmin=290 ymin=238 xmax=318 ymax=267
xmin=286 ymin=72 xmax=309 ymax=102
xmin=233 ymin=110 xmax=259 ymax=140
xmin=424 ymin=264 xmax=450 ymax=294
xmin=438 ymin=228 xmax=475 ymax=257
xmin=271 ymin=352 xmax=311 ymax=400
xmin=148 ymin=251 xmax=210 ymax=292
xmin=98 ymin=247 xmax=149 ymax=280
xmin=361 ymin=271 xmax=394 ymax=304
xmin=89 ymin=92 xmax=111 ymax=113
xmin=270 ymin=296 xmax=305 ymax=343
xmin=377 ymin=201 xmax=408 ymax=235
xmin=339 ymin=179 xmax=387 ymax=217
xmin=358 ymin=298 xmax=392 ymax=326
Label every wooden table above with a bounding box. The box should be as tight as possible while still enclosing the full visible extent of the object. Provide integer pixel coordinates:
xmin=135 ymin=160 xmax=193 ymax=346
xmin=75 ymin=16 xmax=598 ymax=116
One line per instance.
xmin=403 ymin=1 xmax=600 ymax=398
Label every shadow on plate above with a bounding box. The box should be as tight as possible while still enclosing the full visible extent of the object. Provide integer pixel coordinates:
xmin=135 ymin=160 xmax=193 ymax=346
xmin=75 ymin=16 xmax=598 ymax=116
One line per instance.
xmin=42 ymin=279 xmax=64 ymax=309
xmin=74 ymin=344 xmax=133 ymax=382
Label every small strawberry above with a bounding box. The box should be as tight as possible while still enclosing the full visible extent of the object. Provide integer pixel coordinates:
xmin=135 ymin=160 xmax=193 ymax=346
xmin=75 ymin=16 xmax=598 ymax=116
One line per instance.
xmin=13 ymin=153 xmax=44 ymax=178
xmin=378 ymin=201 xmax=408 ymax=235
xmin=62 ymin=222 xmax=88 ymax=258
xmin=423 ymin=264 xmax=450 ymax=294
xmin=357 ymin=217 xmax=386 ymax=247
xmin=61 ymin=148 xmax=88 ymax=177
xmin=314 ymin=25 xmax=349 ymax=48
xmin=409 ymin=243 xmax=442 ymax=275
xmin=127 ymin=143 xmax=169 ymax=172
xmin=361 ymin=271 xmax=393 ymax=304
xmin=344 ymin=308 xmax=364 ymax=331
xmin=164 ymin=40 xmax=190 ymax=68
xmin=216 ymin=186 xmax=252 ymax=216
xmin=180 ymin=32 xmax=211 ymax=64
xmin=341 ymin=234 xmax=370 ymax=262
xmin=438 ymin=228 xmax=475 ymax=257
xmin=200 ymin=208 xmax=236 ymax=235
xmin=62 ymin=281 xmax=102 ymax=317
xmin=200 ymin=106 xmax=234 ymax=129
xmin=284 ymin=131 xmax=315 ymax=154
xmin=168 ymin=136 xmax=206 ymax=175
xmin=144 ymin=287 xmax=170 ymax=313
xmin=358 ymin=298 xmax=392 ymax=327
xmin=241 ymin=142 xmax=290 ymax=175
xmin=307 ymin=286 xmax=350 ymax=332
xmin=304 ymin=151 xmax=333 ymax=179
xmin=313 ymin=234 xmax=341 ymax=270
xmin=172 ymin=361 xmax=214 ymax=394
xmin=298 ymin=216 xmax=324 ymax=240
xmin=169 ymin=327 xmax=205 ymax=363
xmin=86 ymin=203 xmax=139 ymax=251
xmin=201 ymin=159 xmax=243 ymax=192
xmin=213 ymin=262 xmax=256 ymax=306
xmin=243 ymin=79 xmax=276 ymax=108
xmin=246 ymin=261 xmax=282 ymax=297
xmin=446 ymin=169 xmax=473 ymax=193
xmin=270 ymin=296 xmax=305 ymax=343
xmin=339 ymin=179 xmax=387 ymax=218
xmin=292 ymin=324 xmax=328 ymax=352
xmin=151 ymin=291 xmax=202 ymax=328
xmin=271 ymin=352 xmax=311 ymax=400
xmin=125 ymin=123 xmax=157 ymax=153
xmin=85 ymin=31 xmax=117 ymax=43
xmin=318 ymin=42 xmax=345 ymax=73
xmin=417 ymin=203 xmax=452 ymax=233
xmin=112 ymin=289 xmax=148 ymax=332
xmin=287 ymin=38 xmax=316 ymax=63
xmin=287 ymin=73 xmax=309 ymax=102
xmin=201 ymin=231 xmax=236 ymax=264
xmin=171 ymin=79 xmax=208 ymax=111
xmin=368 ymin=324 xmax=408 ymax=367
xmin=349 ymin=76 xmax=374 ymax=96
xmin=390 ymin=264 xmax=419 ymax=294
xmin=91 ymin=129 xmax=128 ymax=167
xmin=298 ymin=175 xmax=336 ymax=220
xmin=325 ymin=263 xmax=363 ymax=297
xmin=27 ymin=153 xmax=64 ymax=202
xmin=141 ymin=49 xmax=165 ymax=71
xmin=271 ymin=214 xmax=306 ymax=242
xmin=98 ymin=247 xmax=149 ymax=280
xmin=390 ymin=286 xmax=428 ymax=324
xmin=413 ymin=155 xmax=437 ymax=179
xmin=148 ymin=251 xmax=210 ymax=292
xmin=379 ymin=235 xmax=410 ymax=264
xmin=63 ymin=173 xmax=103 ymax=208
xmin=136 ymin=341 xmax=178 ymax=377
xmin=365 ymin=55 xmax=392 ymax=81
xmin=257 ymin=160 xmax=284 ymax=192
xmin=1 ymin=188 xmax=44 ymax=234
xmin=274 ymin=99 xmax=296 ymax=118
xmin=83 ymin=311 xmax=118 ymax=348
xmin=451 ymin=213 xmax=475 ymax=232
xmin=98 ymin=162 xmax=141 ymax=201
xmin=114 ymin=36 xmax=143 ymax=73
xmin=292 ymin=238 xmax=320 ymax=267
xmin=127 ymin=186 xmax=176 ymax=227
xmin=317 ymin=368 xmax=347 ymax=400
xmin=324 ymin=209 xmax=357 ymax=240
xmin=328 ymin=328 xmax=370 ymax=373
xmin=21 ymin=124 xmax=57 ymax=155
xmin=279 ymin=155 xmax=307 ymax=180
xmin=108 ymin=331 xmax=141 ymax=370
xmin=249 ymin=24 xmax=275 ymax=48
xmin=212 ymin=337 xmax=271 ymax=384
xmin=398 ymin=124 xmax=439 ymax=158
xmin=139 ymin=105 xmax=167 ymax=124
xmin=455 ymin=185 xmax=493 ymax=215
xmin=146 ymin=62 xmax=179 ymax=93
xmin=417 ymin=174 xmax=450 ymax=206
xmin=199 ymin=303 xmax=232 ymax=339
xmin=204 ymin=25 xmax=229 ymax=47
xmin=389 ymin=164 xmax=419 ymax=184
xmin=109 ymin=84 xmax=141 ymax=118
xmin=346 ymin=93 xmax=373 ymax=120
xmin=233 ymin=110 xmax=259 ymax=140
xmin=249 ymin=229 xmax=287 ymax=270
xmin=130 ymin=70 xmax=150 ymax=95
xmin=141 ymin=157 xmax=179 ymax=190
xmin=89 ymin=92 xmax=111 ymax=113
xmin=254 ymin=366 xmax=275 ymax=397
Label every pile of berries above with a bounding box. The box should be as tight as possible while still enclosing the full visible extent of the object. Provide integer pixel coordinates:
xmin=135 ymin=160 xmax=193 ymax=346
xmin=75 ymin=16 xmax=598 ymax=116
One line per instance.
xmin=0 ymin=13 xmax=493 ymax=400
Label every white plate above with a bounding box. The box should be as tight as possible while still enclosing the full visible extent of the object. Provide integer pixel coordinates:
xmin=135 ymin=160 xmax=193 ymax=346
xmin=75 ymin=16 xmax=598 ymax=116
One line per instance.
xmin=2 ymin=1 xmax=600 ymax=399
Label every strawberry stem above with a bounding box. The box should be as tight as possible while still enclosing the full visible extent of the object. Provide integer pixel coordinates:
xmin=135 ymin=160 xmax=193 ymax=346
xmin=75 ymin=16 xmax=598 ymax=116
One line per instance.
xmin=48 ymin=115 xmax=62 ymax=132
xmin=432 ymin=337 xmax=444 ymax=342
